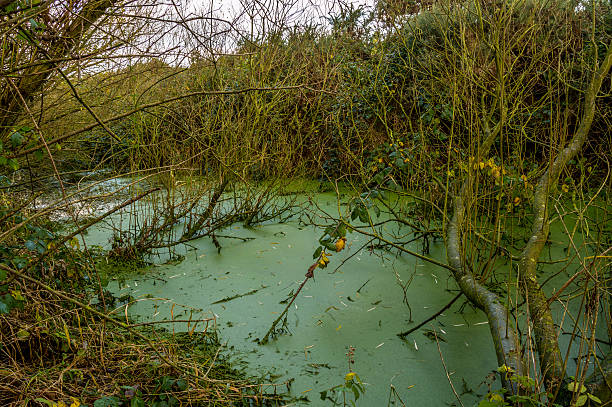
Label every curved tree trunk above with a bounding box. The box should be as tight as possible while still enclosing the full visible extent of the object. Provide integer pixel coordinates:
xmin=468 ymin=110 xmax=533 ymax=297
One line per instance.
xmin=517 ymin=43 xmax=612 ymax=400
xmin=446 ymin=121 xmax=526 ymax=393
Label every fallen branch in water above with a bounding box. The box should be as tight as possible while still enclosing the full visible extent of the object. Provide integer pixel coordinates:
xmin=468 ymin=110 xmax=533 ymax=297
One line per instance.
xmin=211 ymin=285 xmax=268 ymax=304
xmin=259 ymin=260 xmax=319 ymax=345
xmin=397 ymin=292 xmax=463 ymax=339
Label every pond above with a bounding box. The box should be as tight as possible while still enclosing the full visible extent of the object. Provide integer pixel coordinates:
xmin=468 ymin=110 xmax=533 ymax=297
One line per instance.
xmin=81 ymin=189 xmax=606 ymax=406
xmin=82 ymin=191 xmax=501 ymax=406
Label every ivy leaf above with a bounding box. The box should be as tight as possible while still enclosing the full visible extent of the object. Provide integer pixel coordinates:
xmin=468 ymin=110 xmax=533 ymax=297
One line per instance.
xmin=174 ymin=378 xmax=187 ymax=391
xmin=11 ymin=131 xmax=23 ymax=148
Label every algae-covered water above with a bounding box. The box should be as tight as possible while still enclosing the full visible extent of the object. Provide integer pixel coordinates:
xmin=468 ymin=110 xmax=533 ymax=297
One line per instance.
xmin=83 ymin=190 xmax=608 ymax=406
xmin=84 ymin=193 xmax=498 ymax=406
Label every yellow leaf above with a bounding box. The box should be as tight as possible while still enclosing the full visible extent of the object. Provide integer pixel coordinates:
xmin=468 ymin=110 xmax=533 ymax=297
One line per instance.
xmin=335 ymin=238 xmax=346 ymax=252
xmin=318 ymin=252 xmax=330 ymax=268
xmin=490 ymin=393 xmax=504 ymax=401
xmin=70 ymin=399 xmax=81 ymax=407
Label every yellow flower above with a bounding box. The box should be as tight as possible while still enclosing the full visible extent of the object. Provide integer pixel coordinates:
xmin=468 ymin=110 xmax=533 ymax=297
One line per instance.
xmin=345 ymin=372 xmax=356 ymax=381
xmin=378 ymin=157 xmax=383 ymax=163
xmin=561 ymin=184 xmax=569 ymax=193
xmin=479 ymin=162 xmax=485 ymax=170
xmin=491 ymin=168 xmax=500 ymax=178
xmin=335 ymin=237 xmax=346 ymax=252
xmin=520 ymin=174 xmax=528 ymax=182
xmin=513 ymin=197 xmax=521 ymax=206
xmin=399 ymin=141 xmax=404 ymax=147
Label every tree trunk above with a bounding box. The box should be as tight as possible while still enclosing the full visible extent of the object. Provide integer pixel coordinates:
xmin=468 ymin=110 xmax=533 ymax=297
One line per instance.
xmin=446 ymin=121 xmax=526 ymax=393
xmin=0 ymin=0 xmax=117 ymax=139
xmin=517 ymin=43 xmax=612 ymax=400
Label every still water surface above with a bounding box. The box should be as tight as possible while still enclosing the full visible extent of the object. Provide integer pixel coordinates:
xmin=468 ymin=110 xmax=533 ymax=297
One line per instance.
xmin=86 ymin=193 xmax=502 ymax=406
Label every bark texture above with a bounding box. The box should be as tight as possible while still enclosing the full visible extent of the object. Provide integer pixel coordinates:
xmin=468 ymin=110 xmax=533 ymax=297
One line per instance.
xmin=517 ymin=43 xmax=612 ymax=398
xmin=0 ymin=0 xmax=117 ymax=138
xmin=446 ymin=122 xmax=525 ymax=392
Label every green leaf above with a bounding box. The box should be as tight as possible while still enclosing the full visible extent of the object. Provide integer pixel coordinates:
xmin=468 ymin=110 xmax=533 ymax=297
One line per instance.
xmin=94 ymin=396 xmax=120 ymax=407
xmin=312 ymin=246 xmax=322 ymax=259
xmin=567 ymin=381 xmax=587 ymax=393
xmin=10 ymin=133 xmax=24 ymax=149
xmin=174 ymin=378 xmax=187 ymax=391
xmin=587 ymin=393 xmax=602 ymax=404
xmin=7 ymin=158 xmax=19 ymax=171
xmin=575 ymin=394 xmax=588 ymax=406
xmin=351 ymin=384 xmax=360 ymax=400
xmin=159 ymin=376 xmax=175 ymax=391
xmin=358 ymin=207 xmax=369 ymax=223
xmin=34 ymin=149 xmax=44 ymax=160
xmin=131 ymin=398 xmax=146 ymax=407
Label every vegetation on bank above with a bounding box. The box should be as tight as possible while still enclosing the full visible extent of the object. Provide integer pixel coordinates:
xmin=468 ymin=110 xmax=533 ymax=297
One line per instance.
xmin=1 ymin=0 xmax=611 ymax=405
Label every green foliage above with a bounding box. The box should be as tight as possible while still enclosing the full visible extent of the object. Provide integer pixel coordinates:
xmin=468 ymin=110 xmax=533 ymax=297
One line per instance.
xmin=0 ymin=204 xmax=59 ymax=313
xmin=91 ymin=377 xmax=188 ymax=407
xmin=567 ymin=379 xmax=602 ymax=406
xmin=320 ymin=372 xmax=366 ymax=406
